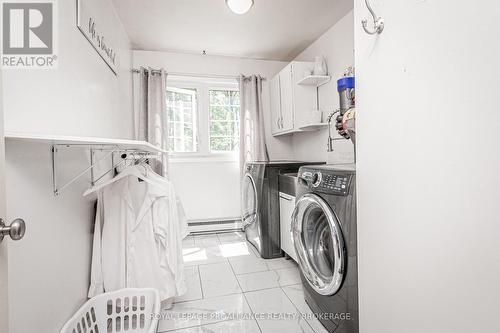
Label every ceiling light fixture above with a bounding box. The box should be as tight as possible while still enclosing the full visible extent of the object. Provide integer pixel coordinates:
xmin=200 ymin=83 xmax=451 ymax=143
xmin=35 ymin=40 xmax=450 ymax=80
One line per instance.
xmin=225 ymin=0 xmax=254 ymax=15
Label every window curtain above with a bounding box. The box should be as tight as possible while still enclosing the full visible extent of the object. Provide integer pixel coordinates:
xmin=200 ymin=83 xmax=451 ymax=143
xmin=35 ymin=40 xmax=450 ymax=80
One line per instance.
xmin=137 ymin=67 xmax=169 ymax=177
xmin=238 ymin=75 xmax=269 ymax=175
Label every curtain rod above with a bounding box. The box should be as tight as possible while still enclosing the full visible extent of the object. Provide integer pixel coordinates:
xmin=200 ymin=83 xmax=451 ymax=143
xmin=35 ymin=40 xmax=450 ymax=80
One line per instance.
xmin=131 ymin=68 xmax=265 ymax=80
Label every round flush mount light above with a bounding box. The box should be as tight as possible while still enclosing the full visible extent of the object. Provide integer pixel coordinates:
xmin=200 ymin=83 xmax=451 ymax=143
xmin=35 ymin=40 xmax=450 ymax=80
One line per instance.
xmin=226 ymin=0 xmax=254 ymax=14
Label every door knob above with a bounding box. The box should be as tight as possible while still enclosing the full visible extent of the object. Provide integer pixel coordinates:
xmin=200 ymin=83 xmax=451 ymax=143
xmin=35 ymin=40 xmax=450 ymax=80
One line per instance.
xmin=0 ymin=218 xmax=26 ymax=242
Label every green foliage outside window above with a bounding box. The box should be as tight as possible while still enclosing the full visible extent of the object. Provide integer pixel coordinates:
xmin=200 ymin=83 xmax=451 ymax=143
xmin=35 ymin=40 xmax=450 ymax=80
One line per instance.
xmin=209 ymin=90 xmax=240 ymax=152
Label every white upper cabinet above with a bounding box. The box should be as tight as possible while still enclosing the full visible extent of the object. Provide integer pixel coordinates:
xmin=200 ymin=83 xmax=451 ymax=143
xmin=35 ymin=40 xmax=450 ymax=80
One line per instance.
xmin=270 ymin=75 xmax=282 ymax=134
xmin=279 ymin=64 xmax=294 ymax=132
xmin=269 ymin=61 xmax=320 ymax=136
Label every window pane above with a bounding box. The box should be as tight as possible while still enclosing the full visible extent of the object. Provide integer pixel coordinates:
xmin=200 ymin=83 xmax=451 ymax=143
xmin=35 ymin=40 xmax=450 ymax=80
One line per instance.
xmin=210 ymin=90 xmax=230 ymax=106
xmin=210 ymin=137 xmax=232 ymax=151
xmin=210 ymin=121 xmax=236 ymax=136
xmin=210 ymin=106 xmax=232 ymax=121
xmin=166 ymin=87 xmax=198 ymax=153
xmin=209 ymin=90 xmax=240 ymax=152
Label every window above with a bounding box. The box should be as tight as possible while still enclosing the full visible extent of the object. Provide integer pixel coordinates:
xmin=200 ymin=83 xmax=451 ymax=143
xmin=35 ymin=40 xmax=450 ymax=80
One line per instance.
xmin=166 ymin=78 xmax=240 ymax=160
xmin=209 ymin=90 xmax=240 ymax=152
xmin=166 ymin=87 xmax=198 ymax=153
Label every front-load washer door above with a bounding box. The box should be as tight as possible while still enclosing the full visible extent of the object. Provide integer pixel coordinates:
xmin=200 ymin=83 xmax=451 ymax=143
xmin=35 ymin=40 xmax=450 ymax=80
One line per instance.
xmin=242 ymin=174 xmax=258 ymax=229
xmin=292 ymin=193 xmax=346 ymax=296
xmin=242 ymin=173 xmax=262 ymax=253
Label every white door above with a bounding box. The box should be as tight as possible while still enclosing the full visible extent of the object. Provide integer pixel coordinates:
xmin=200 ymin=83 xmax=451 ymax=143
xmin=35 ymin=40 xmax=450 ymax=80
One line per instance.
xmin=269 ymin=75 xmax=282 ymax=135
xmin=0 ymin=68 xmax=25 ymax=333
xmin=279 ymin=64 xmax=294 ymax=132
xmin=0 ymin=68 xmax=8 ymax=333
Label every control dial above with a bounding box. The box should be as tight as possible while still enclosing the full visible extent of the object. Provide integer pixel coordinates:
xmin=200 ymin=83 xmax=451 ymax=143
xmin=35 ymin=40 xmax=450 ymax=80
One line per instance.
xmin=312 ymin=172 xmax=322 ymax=188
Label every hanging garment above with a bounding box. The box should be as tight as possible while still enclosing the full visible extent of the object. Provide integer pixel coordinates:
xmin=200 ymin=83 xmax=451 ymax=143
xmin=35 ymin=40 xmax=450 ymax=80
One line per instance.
xmin=102 ymin=162 xmax=188 ymax=238
xmin=141 ymin=163 xmax=189 ymax=239
xmin=88 ymin=166 xmax=186 ymax=301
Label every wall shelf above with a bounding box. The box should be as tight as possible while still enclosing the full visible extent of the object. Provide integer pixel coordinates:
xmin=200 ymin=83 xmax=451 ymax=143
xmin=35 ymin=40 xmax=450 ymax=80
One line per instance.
xmin=5 ymin=132 xmax=165 ymax=196
xmin=272 ymin=123 xmax=329 ymax=137
xmin=296 ymin=75 xmax=331 ymax=87
xmin=5 ymin=132 xmax=166 ymax=153
xmin=272 ymin=129 xmax=303 ymax=137
xmin=298 ymin=123 xmax=329 ymax=131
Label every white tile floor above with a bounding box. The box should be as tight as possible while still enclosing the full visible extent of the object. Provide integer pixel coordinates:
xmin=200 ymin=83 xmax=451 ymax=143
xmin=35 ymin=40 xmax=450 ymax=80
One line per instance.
xmin=158 ymin=231 xmax=328 ymax=333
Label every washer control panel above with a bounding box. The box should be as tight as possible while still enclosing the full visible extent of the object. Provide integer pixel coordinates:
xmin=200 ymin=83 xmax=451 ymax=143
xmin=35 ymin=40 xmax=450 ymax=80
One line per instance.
xmin=316 ymin=173 xmax=350 ymax=195
xmin=299 ymin=169 xmax=352 ymax=196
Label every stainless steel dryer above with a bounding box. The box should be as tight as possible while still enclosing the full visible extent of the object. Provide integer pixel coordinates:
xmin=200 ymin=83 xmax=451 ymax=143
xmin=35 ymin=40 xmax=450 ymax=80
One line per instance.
xmin=292 ymin=164 xmax=357 ymax=333
xmin=242 ymin=161 xmax=324 ymax=259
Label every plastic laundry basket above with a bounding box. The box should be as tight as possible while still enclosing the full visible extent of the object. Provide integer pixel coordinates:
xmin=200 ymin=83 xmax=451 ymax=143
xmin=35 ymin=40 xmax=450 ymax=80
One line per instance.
xmin=60 ymin=288 xmax=161 ymax=333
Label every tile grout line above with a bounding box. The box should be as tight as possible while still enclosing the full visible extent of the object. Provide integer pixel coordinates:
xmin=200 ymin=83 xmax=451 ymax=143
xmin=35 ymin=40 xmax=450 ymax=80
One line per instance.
xmin=238 ymin=284 xmax=288 ymax=294
xmin=180 ymin=235 xmax=289 ymax=332
xmin=234 ymin=267 xmax=271 ymax=277
xmin=280 ymin=285 xmax=317 ymax=333
xmin=197 ymin=265 xmax=204 ymax=300
xmin=228 ymin=259 xmax=264 ymax=333
xmin=157 ymin=316 xmax=243 ymax=333
xmin=169 ymin=234 xmax=258 ymax=332
xmin=163 ymin=293 xmax=257 ymax=332
xmin=184 ymin=259 xmax=228 ymax=268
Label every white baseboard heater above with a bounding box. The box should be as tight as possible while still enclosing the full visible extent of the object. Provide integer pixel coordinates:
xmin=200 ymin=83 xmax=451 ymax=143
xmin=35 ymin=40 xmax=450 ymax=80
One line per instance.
xmin=188 ymin=217 xmax=242 ymax=233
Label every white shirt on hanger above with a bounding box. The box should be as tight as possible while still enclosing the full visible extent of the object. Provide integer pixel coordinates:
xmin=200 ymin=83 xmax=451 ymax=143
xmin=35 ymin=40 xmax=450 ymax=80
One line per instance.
xmin=88 ymin=167 xmax=187 ymax=301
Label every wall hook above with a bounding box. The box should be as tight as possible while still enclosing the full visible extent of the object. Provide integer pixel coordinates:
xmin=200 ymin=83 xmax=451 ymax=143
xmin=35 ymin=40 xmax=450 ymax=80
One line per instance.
xmin=362 ymin=0 xmax=384 ymax=35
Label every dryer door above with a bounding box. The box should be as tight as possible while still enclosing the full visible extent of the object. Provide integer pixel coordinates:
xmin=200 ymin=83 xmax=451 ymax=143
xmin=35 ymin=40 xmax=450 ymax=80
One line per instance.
xmin=242 ymin=174 xmax=258 ymax=229
xmin=292 ymin=193 xmax=346 ymax=296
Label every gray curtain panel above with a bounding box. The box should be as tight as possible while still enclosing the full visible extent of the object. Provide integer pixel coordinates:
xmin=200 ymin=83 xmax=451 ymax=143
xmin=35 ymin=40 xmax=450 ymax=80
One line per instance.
xmin=238 ymin=75 xmax=269 ymax=174
xmin=137 ymin=67 xmax=169 ymax=177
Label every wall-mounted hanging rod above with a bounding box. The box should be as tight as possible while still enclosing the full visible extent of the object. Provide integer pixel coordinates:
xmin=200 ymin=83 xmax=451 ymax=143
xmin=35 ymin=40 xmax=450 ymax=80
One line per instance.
xmin=91 ymin=152 xmax=160 ymax=185
xmin=52 ymin=145 xmax=162 ymax=196
xmin=52 ymin=146 xmax=118 ymax=196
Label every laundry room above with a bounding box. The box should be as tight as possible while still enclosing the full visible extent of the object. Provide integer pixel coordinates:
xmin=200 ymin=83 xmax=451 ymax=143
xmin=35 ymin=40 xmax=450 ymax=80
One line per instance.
xmin=1 ymin=1 xmax=499 ymax=333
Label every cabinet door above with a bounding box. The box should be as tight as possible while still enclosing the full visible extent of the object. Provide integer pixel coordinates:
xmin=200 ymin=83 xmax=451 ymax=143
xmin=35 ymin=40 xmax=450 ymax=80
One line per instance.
xmin=269 ymin=75 xmax=282 ymax=135
xmin=279 ymin=64 xmax=294 ymax=132
xmin=279 ymin=193 xmax=297 ymax=261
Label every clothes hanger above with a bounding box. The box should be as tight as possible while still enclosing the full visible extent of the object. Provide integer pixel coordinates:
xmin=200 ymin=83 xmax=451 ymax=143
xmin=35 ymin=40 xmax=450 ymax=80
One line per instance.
xmin=83 ymin=164 xmax=158 ymax=197
xmin=140 ymin=161 xmax=173 ymax=185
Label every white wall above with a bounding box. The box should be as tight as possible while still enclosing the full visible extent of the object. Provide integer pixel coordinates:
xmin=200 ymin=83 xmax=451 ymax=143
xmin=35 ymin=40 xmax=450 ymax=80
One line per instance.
xmin=355 ymin=1 xmax=500 ymax=332
xmin=169 ymin=161 xmax=241 ymax=221
xmin=133 ymin=51 xmax=289 ymax=221
xmin=292 ymin=10 xmax=355 ymax=164
xmin=3 ymin=0 xmax=133 ymax=139
xmin=3 ymin=0 xmax=133 ymax=332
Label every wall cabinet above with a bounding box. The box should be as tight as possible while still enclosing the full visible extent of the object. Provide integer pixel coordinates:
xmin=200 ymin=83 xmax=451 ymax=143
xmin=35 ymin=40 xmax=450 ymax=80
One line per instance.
xmin=279 ymin=192 xmax=297 ymax=261
xmin=279 ymin=64 xmax=294 ymax=132
xmin=270 ymin=75 xmax=282 ymax=134
xmin=270 ymin=61 xmax=319 ymax=136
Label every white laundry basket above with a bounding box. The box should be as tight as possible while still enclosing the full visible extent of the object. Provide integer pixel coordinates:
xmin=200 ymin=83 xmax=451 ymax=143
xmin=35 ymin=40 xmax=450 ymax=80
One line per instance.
xmin=60 ymin=288 xmax=161 ymax=333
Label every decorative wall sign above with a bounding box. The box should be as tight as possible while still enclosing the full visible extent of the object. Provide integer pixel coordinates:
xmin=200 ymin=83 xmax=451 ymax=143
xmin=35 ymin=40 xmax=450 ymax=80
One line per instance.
xmin=77 ymin=0 xmax=119 ymax=74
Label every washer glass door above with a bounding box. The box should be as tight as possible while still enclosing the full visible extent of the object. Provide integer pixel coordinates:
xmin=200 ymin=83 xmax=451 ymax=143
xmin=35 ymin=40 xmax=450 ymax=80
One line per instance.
xmin=292 ymin=193 xmax=346 ymax=296
xmin=242 ymin=174 xmax=258 ymax=229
